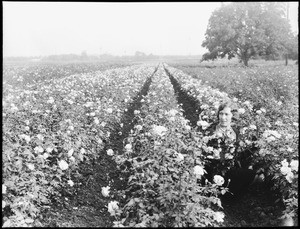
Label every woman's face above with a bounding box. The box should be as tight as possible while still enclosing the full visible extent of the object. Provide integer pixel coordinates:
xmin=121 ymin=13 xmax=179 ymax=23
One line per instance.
xmin=219 ymin=107 xmax=233 ymax=127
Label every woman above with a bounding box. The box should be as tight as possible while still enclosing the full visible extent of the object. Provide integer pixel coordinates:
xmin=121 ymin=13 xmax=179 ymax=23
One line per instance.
xmin=203 ymin=101 xmax=264 ymax=199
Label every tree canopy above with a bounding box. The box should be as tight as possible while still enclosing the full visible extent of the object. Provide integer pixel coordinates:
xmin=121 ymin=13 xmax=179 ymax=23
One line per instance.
xmin=201 ymin=2 xmax=297 ymax=66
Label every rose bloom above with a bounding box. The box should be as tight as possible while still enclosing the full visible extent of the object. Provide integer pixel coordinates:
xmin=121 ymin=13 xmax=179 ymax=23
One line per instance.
xmin=58 ymin=160 xmax=69 ymax=170
xmin=290 ymin=160 xmax=298 ymax=171
xmin=197 ymin=120 xmax=210 ymax=129
xmin=101 ymin=186 xmax=110 ymax=197
xmin=185 ymin=125 xmax=191 ymax=130
xmin=193 ymin=165 xmax=205 ymax=178
xmin=169 ymin=116 xmax=175 ymax=122
xmin=213 ymin=175 xmax=225 ymax=186
xmin=238 ymin=108 xmax=245 ymax=114
xmin=280 ymin=166 xmax=292 ymax=176
xmin=267 ymin=136 xmax=276 ymax=142
xmin=174 ymin=152 xmax=185 ymax=162
xmin=124 ymin=144 xmax=132 ymax=151
xmin=68 ymin=180 xmax=74 ymax=187
xmin=260 ymin=108 xmax=266 ymax=113
xmin=214 ymin=211 xmax=225 ymax=223
xmin=135 ymin=125 xmax=143 ymax=131
xmin=152 ymin=125 xmax=168 ymax=137
xmin=281 ymin=159 xmax=289 ymax=168
xmin=168 ymin=109 xmax=178 ymax=116
xmin=107 ymin=149 xmax=114 ymax=156
xmin=2 ymin=185 xmax=7 ymax=194
xmin=108 ymin=201 xmax=119 ymax=216
xmin=285 ymin=172 xmax=294 ymax=183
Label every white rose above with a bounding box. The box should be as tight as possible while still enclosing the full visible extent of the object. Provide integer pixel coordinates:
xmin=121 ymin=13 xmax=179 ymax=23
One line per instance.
xmin=27 ymin=163 xmax=35 ymax=170
xmin=185 ymin=125 xmax=191 ymax=130
xmin=267 ymin=136 xmax=276 ymax=142
xmin=2 ymin=185 xmax=7 ymax=194
xmin=169 ymin=116 xmax=175 ymax=122
xmin=168 ymin=109 xmax=178 ymax=116
xmin=152 ymin=125 xmax=168 ymax=137
xmin=34 ymin=146 xmax=44 ymax=153
xmin=24 ymin=135 xmax=31 ymax=143
xmin=68 ymin=149 xmax=74 ymax=157
xmin=174 ymin=152 xmax=185 ymax=162
xmin=43 ymin=153 xmax=49 ymax=159
xmin=238 ymin=108 xmax=245 ymax=114
xmin=68 ymin=180 xmax=74 ymax=187
xmin=290 ymin=160 xmax=298 ymax=171
xmin=94 ymin=117 xmax=100 ymax=124
xmin=280 ymin=166 xmax=292 ymax=175
xmin=213 ymin=175 xmax=225 ymax=186
xmin=125 ymin=144 xmax=132 ymax=152
xmin=214 ymin=211 xmax=225 ymax=223
xmin=260 ymin=108 xmax=266 ymax=113
xmin=193 ymin=165 xmax=205 ymax=178
xmin=68 ymin=126 xmax=74 ymax=131
xmin=285 ymin=171 xmax=294 ymax=183
xmin=101 ymin=186 xmax=110 ymax=197
xmin=107 ymin=149 xmax=114 ymax=156
xmin=197 ymin=120 xmax=210 ymax=129
xmin=207 ymin=146 xmax=214 ymax=152
xmin=108 ymin=201 xmax=119 ymax=216
xmin=69 ymin=156 xmax=76 ymax=162
xmin=281 ymin=159 xmax=289 ymax=168
xmin=46 ymin=147 xmax=53 ymax=153
xmin=135 ymin=125 xmax=143 ymax=131
xmin=58 ymin=160 xmax=69 ymax=170
xmin=80 ymin=148 xmax=86 ymax=154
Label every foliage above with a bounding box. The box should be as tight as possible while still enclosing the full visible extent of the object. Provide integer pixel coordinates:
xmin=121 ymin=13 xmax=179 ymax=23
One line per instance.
xmin=201 ymin=2 xmax=295 ymax=66
xmin=2 ymin=61 xmax=298 ymax=227
xmin=111 ymin=66 xmax=226 ymax=227
xmin=166 ymin=63 xmax=298 ymax=224
xmin=2 ymin=64 xmax=155 ymax=226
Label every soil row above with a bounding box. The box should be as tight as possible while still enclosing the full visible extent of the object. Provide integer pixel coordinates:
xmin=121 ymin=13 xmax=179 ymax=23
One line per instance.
xmin=164 ymin=66 xmax=202 ymax=127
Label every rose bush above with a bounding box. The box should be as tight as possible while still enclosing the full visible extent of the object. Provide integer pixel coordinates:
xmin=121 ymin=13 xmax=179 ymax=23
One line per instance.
xmin=2 ymin=64 xmax=156 ymax=226
xmin=165 ymin=63 xmax=298 ymax=224
xmin=112 ymin=65 xmax=226 ymax=227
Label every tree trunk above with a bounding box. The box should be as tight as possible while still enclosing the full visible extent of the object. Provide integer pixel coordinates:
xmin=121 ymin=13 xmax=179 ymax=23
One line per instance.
xmin=243 ymin=58 xmax=249 ymax=67
xmin=240 ymin=49 xmax=250 ymax=67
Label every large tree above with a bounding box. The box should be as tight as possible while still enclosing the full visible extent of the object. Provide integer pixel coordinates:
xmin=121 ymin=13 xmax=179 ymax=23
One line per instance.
xmin=201 ymin=2 xmax=294 ymax=66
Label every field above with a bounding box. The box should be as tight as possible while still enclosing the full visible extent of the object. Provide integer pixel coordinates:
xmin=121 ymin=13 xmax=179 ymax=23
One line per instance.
xmin=2 ymin=59 xmax=298 ymax=227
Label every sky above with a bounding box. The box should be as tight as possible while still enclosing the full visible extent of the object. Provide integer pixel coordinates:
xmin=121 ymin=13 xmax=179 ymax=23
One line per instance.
xmin=3 ymin=2 xmax=299 ymax=57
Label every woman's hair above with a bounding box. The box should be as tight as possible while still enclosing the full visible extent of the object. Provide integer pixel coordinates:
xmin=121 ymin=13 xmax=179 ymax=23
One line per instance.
xmin=217 ymin=101 xmax=239 ymax=122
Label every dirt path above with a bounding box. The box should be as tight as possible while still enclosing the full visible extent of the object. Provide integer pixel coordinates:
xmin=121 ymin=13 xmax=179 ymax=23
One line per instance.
xmin=165 ymin=67 xmax=285 ymax=227
xmin=39 ymin=67 xmax=156 ymax=227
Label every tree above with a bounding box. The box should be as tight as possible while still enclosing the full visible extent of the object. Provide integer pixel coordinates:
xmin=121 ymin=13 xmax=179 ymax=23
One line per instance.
xmin=201 ymin=2 xmax=294 ymax=66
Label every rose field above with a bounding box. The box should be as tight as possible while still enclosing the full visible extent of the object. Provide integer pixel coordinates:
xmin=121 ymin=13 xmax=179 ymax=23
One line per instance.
xmin=2 ymin=60 xmax=298 ymax=227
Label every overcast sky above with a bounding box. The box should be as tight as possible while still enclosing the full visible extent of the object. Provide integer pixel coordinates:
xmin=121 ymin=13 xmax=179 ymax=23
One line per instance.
xmin=3 ymin=2 xmax=299 ymax=57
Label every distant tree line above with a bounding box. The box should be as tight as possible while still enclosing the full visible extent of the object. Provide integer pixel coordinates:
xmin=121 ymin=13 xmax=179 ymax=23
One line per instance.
xmin=4 ymin=51 xmax=162 ymax=62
